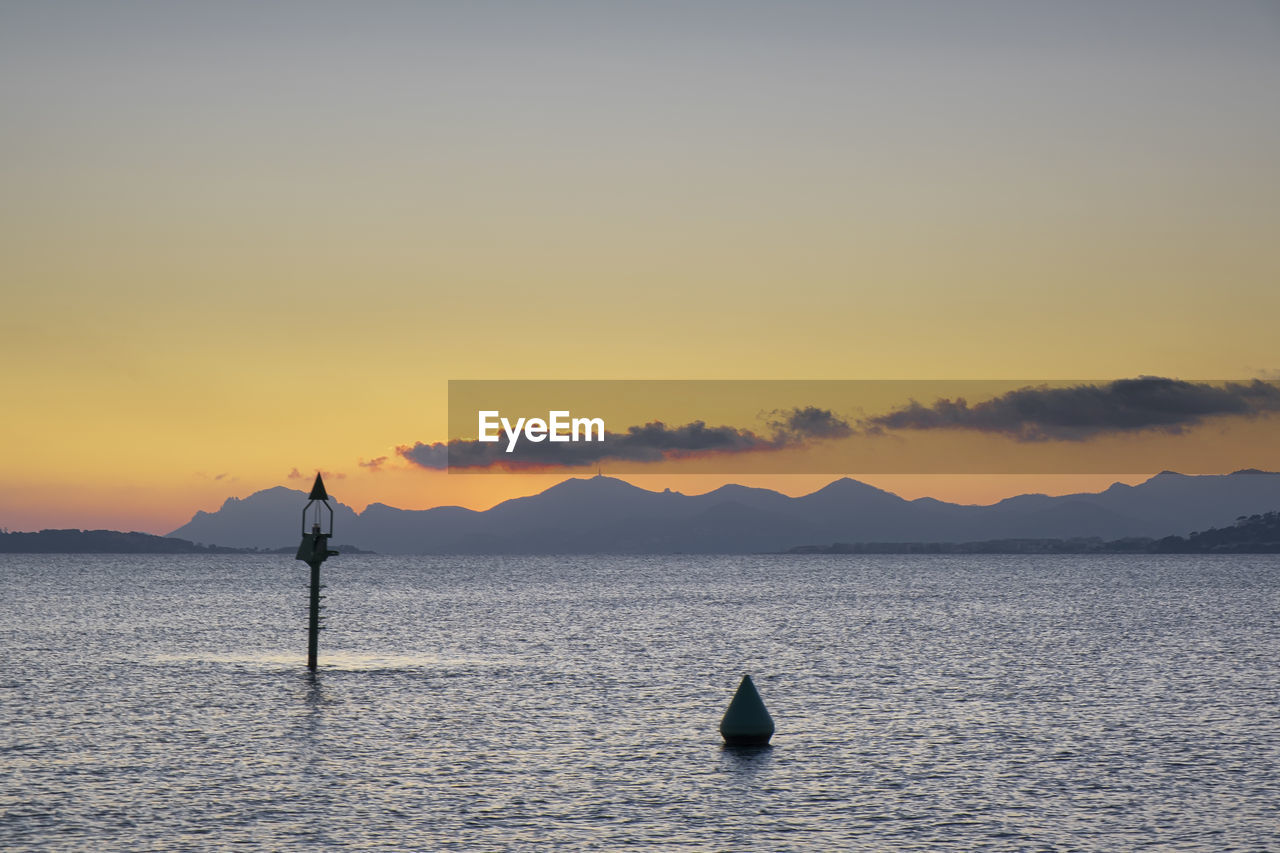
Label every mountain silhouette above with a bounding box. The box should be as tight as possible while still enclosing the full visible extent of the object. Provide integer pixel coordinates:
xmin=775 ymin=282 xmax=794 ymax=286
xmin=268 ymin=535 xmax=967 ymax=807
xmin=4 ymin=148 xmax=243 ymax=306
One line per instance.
xmin=172 ymin=486 xmax=363 ymax=550
xmin=166 ymin=470 xmax=1280 ymax=554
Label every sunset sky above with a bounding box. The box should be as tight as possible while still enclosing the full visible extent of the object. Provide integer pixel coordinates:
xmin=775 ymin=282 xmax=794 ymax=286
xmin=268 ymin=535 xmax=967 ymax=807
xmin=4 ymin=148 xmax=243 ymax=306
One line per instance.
xmin=2 ymin=1 xmax=1278 ymax=533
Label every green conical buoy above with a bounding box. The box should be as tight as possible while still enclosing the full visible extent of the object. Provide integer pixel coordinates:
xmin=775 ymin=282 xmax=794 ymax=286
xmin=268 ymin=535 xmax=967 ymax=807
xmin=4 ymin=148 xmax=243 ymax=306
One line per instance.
xmin=719 ymin=674 xmax=775 ymax=746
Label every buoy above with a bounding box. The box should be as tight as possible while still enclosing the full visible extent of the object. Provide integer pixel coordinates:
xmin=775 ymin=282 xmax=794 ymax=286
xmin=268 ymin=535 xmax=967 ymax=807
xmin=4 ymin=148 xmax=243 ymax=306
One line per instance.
xmin=719 ymin=674 xmax=775 ymax=746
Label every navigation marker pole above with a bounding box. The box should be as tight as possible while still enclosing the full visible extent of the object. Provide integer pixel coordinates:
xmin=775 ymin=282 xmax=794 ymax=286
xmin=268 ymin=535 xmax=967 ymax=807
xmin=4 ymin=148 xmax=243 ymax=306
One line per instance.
xmin=295 ymin=473 xmax=339 ymax=671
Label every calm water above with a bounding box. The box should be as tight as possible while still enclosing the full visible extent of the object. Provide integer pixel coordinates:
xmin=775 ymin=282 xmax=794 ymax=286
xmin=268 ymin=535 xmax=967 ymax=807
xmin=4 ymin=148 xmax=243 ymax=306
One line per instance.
xmin=1 ymin=554 xmax=1277 ymax=851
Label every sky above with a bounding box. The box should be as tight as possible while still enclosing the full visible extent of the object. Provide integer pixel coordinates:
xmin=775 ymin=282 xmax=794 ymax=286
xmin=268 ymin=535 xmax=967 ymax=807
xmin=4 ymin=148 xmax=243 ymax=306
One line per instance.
xmin=2 ymin=1 xmax=1278 ymax=533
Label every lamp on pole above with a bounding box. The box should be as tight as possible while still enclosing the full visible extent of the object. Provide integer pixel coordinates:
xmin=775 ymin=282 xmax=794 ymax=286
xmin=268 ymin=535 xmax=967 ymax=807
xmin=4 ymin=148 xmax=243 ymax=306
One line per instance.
xmin=295 ymin=473 xmax=338 ymax=671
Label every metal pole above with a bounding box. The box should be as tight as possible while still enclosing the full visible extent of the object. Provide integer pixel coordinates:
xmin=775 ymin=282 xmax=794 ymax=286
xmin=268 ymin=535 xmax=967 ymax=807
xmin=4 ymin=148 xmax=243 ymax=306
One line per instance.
xmin=307 ymin=559 xmax=322 ymax=671
xmin=297 ymin=473 xmax=336 ymax=672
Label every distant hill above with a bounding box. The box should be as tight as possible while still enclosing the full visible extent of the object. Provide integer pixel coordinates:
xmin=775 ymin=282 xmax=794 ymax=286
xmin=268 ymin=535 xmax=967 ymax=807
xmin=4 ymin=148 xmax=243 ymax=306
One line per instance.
xmin=0 ymin=529 xmax=248 ymax=554
xmin=166 ymin=470 xmax=1280 ymax=554
xmin=791 ymin=510 xmax=1280 ymax=554
xmin=169 ymin=486 xmax=364 ymax=551
xmin=0 ymin=528 xmax=374 ymax=555
xmin=1155 ymin=510 xmax=1280 ymax=553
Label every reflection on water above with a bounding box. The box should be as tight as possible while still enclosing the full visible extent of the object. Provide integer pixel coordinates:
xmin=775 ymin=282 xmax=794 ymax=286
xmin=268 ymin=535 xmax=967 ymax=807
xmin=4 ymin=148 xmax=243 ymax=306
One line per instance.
xmin=151 ymin=651 xmax=517 ymax=671
xmin=1 ymin=552 xmax=1278 ymax=851
xmin=719 ymin=743 xmax=774 ymax=783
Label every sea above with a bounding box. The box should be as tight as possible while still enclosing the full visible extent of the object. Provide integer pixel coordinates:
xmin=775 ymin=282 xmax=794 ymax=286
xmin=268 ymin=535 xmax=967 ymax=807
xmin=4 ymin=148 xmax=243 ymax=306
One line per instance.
xmin=1 ymin=553 xmax=1277 ymax=851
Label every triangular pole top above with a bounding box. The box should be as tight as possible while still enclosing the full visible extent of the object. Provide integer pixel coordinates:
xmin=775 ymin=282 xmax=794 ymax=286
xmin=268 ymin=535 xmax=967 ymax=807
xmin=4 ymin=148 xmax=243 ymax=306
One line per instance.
xmin=308 ymin=473 xmax=329 ymax=501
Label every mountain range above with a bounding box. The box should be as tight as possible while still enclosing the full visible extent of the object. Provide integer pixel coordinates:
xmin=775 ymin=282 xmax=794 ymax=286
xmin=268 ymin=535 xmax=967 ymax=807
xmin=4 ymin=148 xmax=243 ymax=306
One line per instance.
xmin=167 ymin=470 xmax=1280 ymax=554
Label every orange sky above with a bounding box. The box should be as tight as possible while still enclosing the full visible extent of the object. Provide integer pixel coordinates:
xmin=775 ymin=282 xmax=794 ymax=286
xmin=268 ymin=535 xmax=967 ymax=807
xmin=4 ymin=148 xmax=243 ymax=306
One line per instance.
xmin=2 ymin=3 xmax=1277 ymax=534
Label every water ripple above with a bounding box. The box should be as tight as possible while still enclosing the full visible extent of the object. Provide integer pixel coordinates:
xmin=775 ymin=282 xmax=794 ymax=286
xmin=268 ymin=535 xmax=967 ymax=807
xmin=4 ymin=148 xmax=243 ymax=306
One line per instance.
xmin=1 ymin=553 xmax=1277 ymax=851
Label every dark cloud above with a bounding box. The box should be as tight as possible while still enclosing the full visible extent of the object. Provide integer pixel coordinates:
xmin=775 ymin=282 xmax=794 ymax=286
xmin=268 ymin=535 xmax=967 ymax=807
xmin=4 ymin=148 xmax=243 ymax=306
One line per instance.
xmin=359 ymin=456 xmax=389 ymax=472
xmin=288 ymin=467 xmax=347 ymax=480
xmin=397 ymin=444 xmax=449 ymax=470
xmin=398 ymin=380 xmax=1279 ymax=471
xmin=862 ymin=377 xmax=1280 ymax=442
xmin=399 ymin=407 xmax=852 ymax=471
xmin=769 ymin=406 xmax=854 ymax=439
